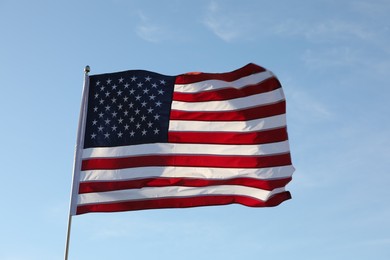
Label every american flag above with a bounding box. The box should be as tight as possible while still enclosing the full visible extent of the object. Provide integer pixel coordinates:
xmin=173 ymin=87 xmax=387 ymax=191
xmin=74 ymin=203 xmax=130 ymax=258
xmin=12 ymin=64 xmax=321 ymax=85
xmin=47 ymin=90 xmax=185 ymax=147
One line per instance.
xmin=72 ymin=63 xmax=294 ymax=215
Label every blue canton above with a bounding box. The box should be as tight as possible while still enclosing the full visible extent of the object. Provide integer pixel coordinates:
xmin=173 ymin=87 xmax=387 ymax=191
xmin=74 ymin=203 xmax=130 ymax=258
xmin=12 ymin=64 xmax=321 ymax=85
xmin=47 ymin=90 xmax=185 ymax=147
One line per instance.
xmin=84 ymin=70 xmax=175 ymax=148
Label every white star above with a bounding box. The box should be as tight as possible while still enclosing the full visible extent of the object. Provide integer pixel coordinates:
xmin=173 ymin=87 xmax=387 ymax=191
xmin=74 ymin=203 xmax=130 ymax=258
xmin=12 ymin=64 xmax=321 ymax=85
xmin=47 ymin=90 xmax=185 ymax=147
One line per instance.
xmin=141 ymin=115 xmax=146 ymax=121
xmin=155 ymin=101 xmax=162 ymax=107
xmin=143 ymin=88 xmax=149 ymax=94
xmin=105 ymin=118 xmax=111 ymax=125
xmin=98 ymin=126 xmax=104 ymax=132
xmin=118 ymin=132 xmax=123 ymax=138
xmin=112 ymin=84 xmax=117 ymax=90
xmin=130 ymin=131 xmax=135 ymax=137
xmin=123 ymin=96 xmax=129 ymax=102
xmin=129 ymin=117 xmax=135 ymax=122
xmin=111 ymin=125 xmax=117 ymax=131
xmin=135 ymin=109 xmax=140 ymax=115
xmin=105 ymin=105 xmax=111 ymax=111
xmin=137 ymin=82 xmax=143 ymax=88
xmin=141 ymin=101 xmax=147 ymax=107
xmin=118 ymin=118 xmax=124 ymax=124
xmin=124 ymin=110 xmax=129 ymax=116
xmin=93 ymin=106 xmax=98 ymax=112
xmin=135 ymin=95 xmax=141 ymax=101
xmin=147 ymin=122 xmax=153 ymax=128
xmin=104 ymin=132 xmax=110 ymax=138
xmin=99 ymin=99 xmax=104 ymax=105
xmin=94 ymin=93 xmax=99 ymax=99
xmin=154 ymin=114 xmax=160 ymax=120
xmin=129 ymin=89 xmax=135 ymax=95
xmin=105 ymin=91 xmax=110 ymax=97
xmin=124 ymin=124 xmax=130 ymax=130
xmin=124 ymin=83 xmax=129 ymax=88
xmin=100 ymin=86 xmax=105 ymax=91
xmin=112 ymin=112 xmax=117 ymax=117
xmin=92 ymin=120 xmax=97 ymax=125
xmin=147 ymin=107 xmax=153 ymax=113
xmin=149 ymin=94 xmax=156 ymax=100
xmin=151 ymin=83 xmax=158 ymax=88
xmin=160 ymin=79 xmax=166 ymax=85
xmin=117 ymin=90 xmax=123 ymax=96
xmin=154 ymin=128 xmax=160 ymax=134
xmin=145 ymin=76 xmax=152 ymax=81
xmin=106 ymin=79 xmax=112 ymax=84
xmin=118 ymin=104 xmax=123 ymax=110
xmin=142 ymin=129 xmax=147 ymax=135
xmin=119 ymin=77 xmax=124 ymax=83
xmin=129 ymin=103 xmax=134 ymax=108
xmin=91 ymin=133 xmax=97 ymax=139
xmin=136 ymin=123 xmax=141 ymax=129
xmin=131 ymin=76 xmax=137 ymax=82
xmin=158 ymin=89 xmax=164 ymax=95
xmin=111 ymin=97 xmax=117 ymax=103
xmin=96 ymin=81 xmax=101 ymax=86
xmin=98 ymin=112 xmax=104 ymax=118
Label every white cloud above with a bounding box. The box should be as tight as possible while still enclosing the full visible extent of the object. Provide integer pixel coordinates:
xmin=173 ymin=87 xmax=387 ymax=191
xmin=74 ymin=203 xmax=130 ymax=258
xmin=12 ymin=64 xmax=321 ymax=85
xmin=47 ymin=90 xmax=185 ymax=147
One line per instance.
xmin=203 ymin=18 xmax=240 ymax=42
xmin=352 ymin=0 xmax=390 ymax=17
xmin=202 ymin=1 xmax=251 ymax=42
xmin=308 ymin=20 xmax=374 ymax=42
xmin=301 ymin=45 xmax=390 ymax=84
xmin=274 ymin=14 xmax=390 ymax=57
xmin=273 ymin=18 xmax=375 ymax=44
xmin=135 ymin=11 xmax=167 ymax=43
xmin=286 ymin=87 xmax=333 ymax=123
xmin=302 ymin=47 xmax=361 ymax=69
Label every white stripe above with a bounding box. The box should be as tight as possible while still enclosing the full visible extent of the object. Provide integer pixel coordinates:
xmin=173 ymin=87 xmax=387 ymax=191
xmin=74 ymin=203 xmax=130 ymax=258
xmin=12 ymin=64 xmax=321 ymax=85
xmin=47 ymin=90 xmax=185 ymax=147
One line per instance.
xmin=77 ymin=185 xmax=286 ymax=205
xmin=82 ymin=140 xmax=290 ymax=159
xmin=169 ymin=114 xmax=286 ymax=132
xmin=174 ymin=70 xmax=274 ymax=93
xmin=80 ymin=165 xmax=295 ymax=182
xmin=171 ymin=88 xmax=284 ymax=112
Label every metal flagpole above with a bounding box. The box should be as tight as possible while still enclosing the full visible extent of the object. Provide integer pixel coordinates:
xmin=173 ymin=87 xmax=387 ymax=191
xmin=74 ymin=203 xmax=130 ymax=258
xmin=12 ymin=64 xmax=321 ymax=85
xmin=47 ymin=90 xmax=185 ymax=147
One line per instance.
xmin=64 ymin=65 xmax=91 ymax=260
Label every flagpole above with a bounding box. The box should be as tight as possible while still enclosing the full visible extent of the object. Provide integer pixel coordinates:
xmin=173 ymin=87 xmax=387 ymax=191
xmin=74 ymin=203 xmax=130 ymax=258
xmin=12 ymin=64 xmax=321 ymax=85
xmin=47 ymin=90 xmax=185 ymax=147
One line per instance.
xmin=64 ymin=65 xmax=91 ymax=260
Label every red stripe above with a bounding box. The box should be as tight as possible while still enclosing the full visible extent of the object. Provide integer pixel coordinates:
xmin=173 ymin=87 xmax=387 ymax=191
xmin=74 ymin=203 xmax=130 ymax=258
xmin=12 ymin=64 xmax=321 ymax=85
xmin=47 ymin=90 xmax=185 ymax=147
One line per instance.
xmin=170 ymin=100 xmax=285 ymax=121
xmin=76 ymin=191 xmax=292 ymax=214
xmin=175 ymin=63 xmax=266 ymax=84
xmin=173 ymin=77 xmax=281 ymax=102
xmin=81 ymin=153 xmax=292 ymax=171
xmin=168 ymin=127 xmax=288 ymax=145
xmin=79 ymin=177 xmax=292 ymax=194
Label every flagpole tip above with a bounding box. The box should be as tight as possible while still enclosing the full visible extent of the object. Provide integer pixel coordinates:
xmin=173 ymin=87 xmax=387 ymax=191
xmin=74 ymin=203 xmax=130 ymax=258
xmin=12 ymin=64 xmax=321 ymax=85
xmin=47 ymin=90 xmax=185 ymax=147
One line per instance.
xmin=84 ymin=65 xmax=90 ymax=74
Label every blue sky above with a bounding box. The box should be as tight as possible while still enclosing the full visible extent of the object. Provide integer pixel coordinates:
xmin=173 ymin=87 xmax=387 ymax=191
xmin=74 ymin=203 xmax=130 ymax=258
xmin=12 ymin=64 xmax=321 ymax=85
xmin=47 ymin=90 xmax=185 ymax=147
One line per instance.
xmin=1 ymin=0 xmax=389 ymax=259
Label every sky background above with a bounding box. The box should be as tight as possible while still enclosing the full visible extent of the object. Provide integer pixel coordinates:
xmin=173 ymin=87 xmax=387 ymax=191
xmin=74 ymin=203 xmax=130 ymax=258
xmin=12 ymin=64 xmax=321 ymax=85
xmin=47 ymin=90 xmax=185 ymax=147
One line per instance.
xmin=1 ymin=0 xmax=389 ymax=259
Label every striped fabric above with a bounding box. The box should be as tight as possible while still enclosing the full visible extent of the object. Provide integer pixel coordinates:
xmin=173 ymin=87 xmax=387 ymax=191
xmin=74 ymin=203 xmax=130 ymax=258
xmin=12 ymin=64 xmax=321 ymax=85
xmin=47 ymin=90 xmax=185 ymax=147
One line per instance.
xmin=72 ymin=63 xmax=294 ymax=215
